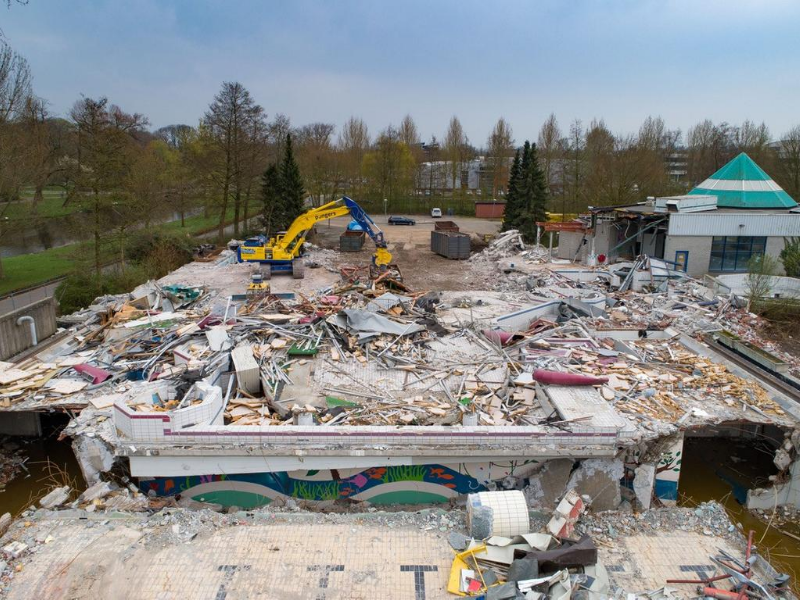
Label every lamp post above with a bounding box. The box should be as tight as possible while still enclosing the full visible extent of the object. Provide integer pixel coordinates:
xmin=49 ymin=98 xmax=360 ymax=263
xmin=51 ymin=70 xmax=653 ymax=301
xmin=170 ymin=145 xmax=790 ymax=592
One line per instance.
xmin=383 ymin=198 xmax=388 ymax=220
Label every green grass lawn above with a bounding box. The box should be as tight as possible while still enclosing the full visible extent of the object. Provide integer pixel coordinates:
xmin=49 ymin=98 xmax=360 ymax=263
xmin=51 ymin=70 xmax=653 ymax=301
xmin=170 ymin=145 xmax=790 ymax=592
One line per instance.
xmin=0 ymin=206 xmax=241 ymax=296
xmin=2 ymin=187 xmax=77 ymax=220
xmin=0 ymin=245 xmax=76 ymax=295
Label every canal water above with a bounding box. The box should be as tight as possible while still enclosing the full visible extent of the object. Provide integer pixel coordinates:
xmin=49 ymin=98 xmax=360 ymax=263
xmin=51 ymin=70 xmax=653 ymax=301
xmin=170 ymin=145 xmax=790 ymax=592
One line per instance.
xmin=0 ymin=416 xmax=84 ymax=517
xmin=1 ymin=209 xmax=204 ymax=258
xmin=679 ymin=436 xmax=800 ymax=590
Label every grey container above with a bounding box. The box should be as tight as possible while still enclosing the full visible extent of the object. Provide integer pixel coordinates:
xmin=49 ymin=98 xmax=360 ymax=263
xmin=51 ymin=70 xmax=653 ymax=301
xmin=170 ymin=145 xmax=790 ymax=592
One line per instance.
xmin=340 ymin=230 xmax=366 ymax=252
xmin=431 ymin=230 xmax=470 ymax=259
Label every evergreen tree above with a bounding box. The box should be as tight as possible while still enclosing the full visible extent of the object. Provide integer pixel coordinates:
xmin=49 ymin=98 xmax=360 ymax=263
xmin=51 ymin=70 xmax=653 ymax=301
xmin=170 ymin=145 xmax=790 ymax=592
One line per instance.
xmin=278 ymin=133 xmax=305 ymax=229
xmin=517 ymin=142 xmax=549 ymax=243
xmin=502 ymin=148 xmax=522 ymax=231
xmin=260 ymin=163 xmax=281 ymax=236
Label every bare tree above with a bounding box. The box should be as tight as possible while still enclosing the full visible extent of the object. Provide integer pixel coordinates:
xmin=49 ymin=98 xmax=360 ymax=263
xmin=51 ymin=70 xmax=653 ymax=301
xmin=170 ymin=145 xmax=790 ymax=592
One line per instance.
xmin=339 ymin=116 xmax=370 ymax=197
xmin=564 ymin=119 xmax=585 ymax=214
xmin=444 ymin=116 xmax=469 ymax=194
xmin=362 ymin=125 xmax=416 ymax=203
xmin=734 ymin=119 xmax=772 ymax=166
xmin=487 ymin=117 xmax=514 ymax=197
xmin=68 ymin=97 xmax=148 ymax=275
xmin=202 ymin=81 xmax=265 ymax=240
xmin=295 ymin=122 xmax=338 ymax=207
xmin=537 ymin=113 xmax=562 ymax=200
xmin=774 ymin=125 xmax=800 ymax=201
xmin=267 ymin=113 xmax=291 ymax=163
xmin=688 ymin=119 xmax=734 ymax=182
xmin=0 ymin=41 xmax=31 ymax=123
xmin=398 ymin=114 xmax=420 ymax=147
xmin=154 ymin=124 xmax=195 ymax=149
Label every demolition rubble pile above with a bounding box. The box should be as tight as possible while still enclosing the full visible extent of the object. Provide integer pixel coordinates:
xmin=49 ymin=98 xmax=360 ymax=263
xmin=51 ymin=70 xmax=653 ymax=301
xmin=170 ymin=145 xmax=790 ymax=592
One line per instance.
xmin=1 ymin=243 xmax=799 ymax=438
xmin=443 ymin=490 xmax=794 ymax=599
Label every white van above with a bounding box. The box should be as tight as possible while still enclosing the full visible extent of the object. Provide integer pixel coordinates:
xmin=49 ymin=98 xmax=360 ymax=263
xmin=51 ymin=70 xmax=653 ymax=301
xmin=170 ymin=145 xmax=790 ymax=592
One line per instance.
xmin=431 ymin=208 xmax=442 ymax=218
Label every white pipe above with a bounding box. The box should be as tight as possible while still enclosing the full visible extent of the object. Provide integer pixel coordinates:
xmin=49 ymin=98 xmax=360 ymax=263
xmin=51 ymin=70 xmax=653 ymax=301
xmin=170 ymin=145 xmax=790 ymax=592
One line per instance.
xmin=16 ymin=316 xmax=37 ymax=346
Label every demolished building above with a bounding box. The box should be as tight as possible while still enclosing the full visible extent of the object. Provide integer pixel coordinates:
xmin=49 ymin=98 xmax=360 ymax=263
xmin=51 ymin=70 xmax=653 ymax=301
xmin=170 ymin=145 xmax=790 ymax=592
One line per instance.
xmin=557 ymin=153 xmax=800 ymax=279
xmin=1 ymin=232 xmax=798 ymax=519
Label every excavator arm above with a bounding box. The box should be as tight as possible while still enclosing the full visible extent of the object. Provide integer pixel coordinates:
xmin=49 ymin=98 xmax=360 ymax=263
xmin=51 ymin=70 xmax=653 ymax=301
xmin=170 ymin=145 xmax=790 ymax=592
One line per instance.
xmin=341 ymin=197 xmax=391 ymax=267
xmin=271 ymin=196 xmax=392 ymax=267
xmin=238 ymin=197 xmax=392 ymax=275
xmin=271 ymin=200 xmax=351 ymax=258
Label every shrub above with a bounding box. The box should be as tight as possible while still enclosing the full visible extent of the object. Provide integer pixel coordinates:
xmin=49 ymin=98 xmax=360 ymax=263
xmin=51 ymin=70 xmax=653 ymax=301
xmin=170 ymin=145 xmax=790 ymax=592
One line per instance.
xmin=55 ymin=265 xmax=150 ymax=315
xmin=780 ymin=237 xmax=800 ymax=278
xmin=126 ymin=230 xmax=193 ymax=267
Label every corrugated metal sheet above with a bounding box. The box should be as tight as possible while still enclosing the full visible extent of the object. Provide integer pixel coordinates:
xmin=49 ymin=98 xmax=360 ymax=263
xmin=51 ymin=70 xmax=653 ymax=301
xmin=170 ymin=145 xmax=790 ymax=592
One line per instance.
xmin=668 ymin=213 xmax=800 ymax=237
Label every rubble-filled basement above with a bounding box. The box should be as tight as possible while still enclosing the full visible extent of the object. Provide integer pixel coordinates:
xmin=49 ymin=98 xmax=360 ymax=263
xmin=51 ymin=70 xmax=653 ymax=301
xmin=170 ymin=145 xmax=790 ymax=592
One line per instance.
xmin=1 ymin=226 xmax=799 ymax=599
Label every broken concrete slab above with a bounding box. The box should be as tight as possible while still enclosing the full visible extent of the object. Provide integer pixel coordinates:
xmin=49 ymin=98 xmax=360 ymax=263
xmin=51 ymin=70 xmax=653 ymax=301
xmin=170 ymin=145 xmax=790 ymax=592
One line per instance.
xmin=79 ymin=481 xmax=114 ymax=503
xmin=523 ymin=459 xmax=574 ymax=510
xmin=72 ymin=436 xmax=115 ymax=485
xmin=39 ymin=486 xmax=71 ymax=509
xmin=633 ymin=463 xmax=656 ymax=510
xmin=0 ymin=513 xmax=11 ymax=537
xmin=566 ymin=458 xmax=623 ymax=512
xmin=448 ymin=531 xmax=470 ymax=551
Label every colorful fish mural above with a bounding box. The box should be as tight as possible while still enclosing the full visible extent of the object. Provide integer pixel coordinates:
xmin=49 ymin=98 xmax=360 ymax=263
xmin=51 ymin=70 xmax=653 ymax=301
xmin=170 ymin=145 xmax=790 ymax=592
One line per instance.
xmin=139 ymin=461 xmax=541 ymax=508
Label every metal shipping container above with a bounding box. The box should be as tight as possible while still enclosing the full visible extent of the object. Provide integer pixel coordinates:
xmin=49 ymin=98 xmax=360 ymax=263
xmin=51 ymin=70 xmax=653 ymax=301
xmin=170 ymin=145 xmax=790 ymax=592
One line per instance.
xmin=339 ymin=230 xmax=366 ymax=252
xmin=434 ymin=220 xmax=460 ymax=232
xmin=431 ymin=230 xmax=471 ymax=259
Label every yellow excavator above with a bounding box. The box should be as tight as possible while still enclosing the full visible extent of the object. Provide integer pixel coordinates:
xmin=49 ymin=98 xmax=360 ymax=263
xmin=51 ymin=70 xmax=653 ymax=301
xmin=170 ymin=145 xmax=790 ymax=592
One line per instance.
xmin=237 ymin=196 xmax=392 ymax=279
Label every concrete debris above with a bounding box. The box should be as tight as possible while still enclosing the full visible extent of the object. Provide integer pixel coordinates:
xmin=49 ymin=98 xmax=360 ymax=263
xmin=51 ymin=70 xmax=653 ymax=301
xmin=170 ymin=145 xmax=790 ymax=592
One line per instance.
xmin=565 ymin=458 xmax=624 ymax=513
xmin=0 ymin=513 xmax=12 ymax=538
xmin=38 ymin=486 xmax=71 ymax=509
xmin=1 ymin=225 xmax=799 ymax=598
xmin=79 ymin=481 xmax=114 ymax=503
xmin=546 ymin=489 xmax=586 ymax=539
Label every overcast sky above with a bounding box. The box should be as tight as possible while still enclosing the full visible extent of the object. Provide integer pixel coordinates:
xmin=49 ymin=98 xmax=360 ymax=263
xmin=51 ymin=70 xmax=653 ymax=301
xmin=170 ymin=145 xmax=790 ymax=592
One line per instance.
xmin=2 ymin=0 xmax=799 ymax=145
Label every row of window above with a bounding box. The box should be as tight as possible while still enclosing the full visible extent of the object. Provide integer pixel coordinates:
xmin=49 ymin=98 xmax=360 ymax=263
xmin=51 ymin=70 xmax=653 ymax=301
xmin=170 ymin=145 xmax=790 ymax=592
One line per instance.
xmin=709 ymin=236 xmax=767 ymax=272
xmin=673 ymin=236 xmax=768 ymax=273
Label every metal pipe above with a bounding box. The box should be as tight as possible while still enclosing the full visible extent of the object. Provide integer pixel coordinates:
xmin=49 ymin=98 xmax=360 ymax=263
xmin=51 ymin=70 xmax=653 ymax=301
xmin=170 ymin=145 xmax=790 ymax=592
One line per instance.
xmin=16 ymin=316 xmax=37 ymax=346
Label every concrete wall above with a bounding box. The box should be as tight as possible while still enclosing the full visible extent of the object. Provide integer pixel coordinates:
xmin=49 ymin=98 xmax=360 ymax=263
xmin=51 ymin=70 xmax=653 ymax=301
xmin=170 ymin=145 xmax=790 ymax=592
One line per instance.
xmin=556 ymin=231 xmax=587 ymax=261
xmin=664 ymin=235 xmax=713 ymax=279
xmin=0 ymin=412 xmax=41 ymax=437
xmin=0 ymin=281 xmax=61 ymax=318
xmin=0 ymin=298 xmax=57 ymax=361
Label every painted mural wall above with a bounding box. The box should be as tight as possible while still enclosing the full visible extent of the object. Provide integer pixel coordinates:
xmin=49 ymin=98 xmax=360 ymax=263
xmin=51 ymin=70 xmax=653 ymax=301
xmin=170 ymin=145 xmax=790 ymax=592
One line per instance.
xmin=141 ymin=460 xmax=543 ymax=508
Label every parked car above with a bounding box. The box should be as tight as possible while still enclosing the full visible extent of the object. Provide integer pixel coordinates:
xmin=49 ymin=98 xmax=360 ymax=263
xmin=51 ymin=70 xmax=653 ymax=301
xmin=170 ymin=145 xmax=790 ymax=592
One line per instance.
xmin=430 ymin=208 xmax=442 ymax=218
xmin=388 ymin=216 xmax=416 ymax=225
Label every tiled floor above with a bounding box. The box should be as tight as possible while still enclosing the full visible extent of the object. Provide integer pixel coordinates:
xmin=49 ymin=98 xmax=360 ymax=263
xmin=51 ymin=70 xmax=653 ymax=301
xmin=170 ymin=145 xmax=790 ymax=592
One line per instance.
xmin=7 ymin=521 xmax=454 ymax=600
xmin=6 ymin=518 xmax=746 ymax=600
xmin=600 ymin=531 xmax=738 ymax=596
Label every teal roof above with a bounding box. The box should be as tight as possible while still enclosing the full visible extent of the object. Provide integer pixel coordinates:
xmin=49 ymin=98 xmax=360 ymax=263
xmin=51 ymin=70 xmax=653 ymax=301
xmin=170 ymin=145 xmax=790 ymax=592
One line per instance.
xmin=689 ymin=152 xmax=797 ymax=209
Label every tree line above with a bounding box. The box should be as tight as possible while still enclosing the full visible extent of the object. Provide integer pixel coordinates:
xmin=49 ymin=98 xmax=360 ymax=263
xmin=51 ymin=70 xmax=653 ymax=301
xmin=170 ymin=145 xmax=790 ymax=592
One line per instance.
xmin=4 ymin=36 xmax=800 ymax=279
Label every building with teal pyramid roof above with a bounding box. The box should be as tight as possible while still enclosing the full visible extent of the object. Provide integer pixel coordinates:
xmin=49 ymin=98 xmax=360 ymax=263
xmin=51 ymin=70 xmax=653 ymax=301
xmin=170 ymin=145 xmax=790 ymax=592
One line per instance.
xmin=689 ymin=153 xmax=797 ymax=210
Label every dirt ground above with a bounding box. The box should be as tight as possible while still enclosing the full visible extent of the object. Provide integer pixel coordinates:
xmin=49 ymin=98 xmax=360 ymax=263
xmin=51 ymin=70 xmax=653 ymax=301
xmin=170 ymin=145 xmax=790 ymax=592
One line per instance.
xmin=159 ymin=216 xmax=501 ymax=297
xmin=309 ymin=215 xmax=501 ymax=291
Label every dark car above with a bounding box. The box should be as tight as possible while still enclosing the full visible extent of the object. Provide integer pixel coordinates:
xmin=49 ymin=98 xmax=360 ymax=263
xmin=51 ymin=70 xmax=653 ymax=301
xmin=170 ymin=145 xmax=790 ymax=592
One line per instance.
xmin=388 ymin=216 xmax=416 ymax=225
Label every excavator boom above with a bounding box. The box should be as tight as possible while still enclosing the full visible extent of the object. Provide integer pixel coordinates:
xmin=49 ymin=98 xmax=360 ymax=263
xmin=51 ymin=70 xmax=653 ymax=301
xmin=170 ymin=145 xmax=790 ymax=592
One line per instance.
xmin=237 ymin=196 xmax=392 ymax=279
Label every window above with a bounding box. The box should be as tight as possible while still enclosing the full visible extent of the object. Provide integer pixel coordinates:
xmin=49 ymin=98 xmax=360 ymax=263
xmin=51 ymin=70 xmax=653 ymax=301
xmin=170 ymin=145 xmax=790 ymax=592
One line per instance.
xmin=709 ymin=236 xmax=767 ymax=272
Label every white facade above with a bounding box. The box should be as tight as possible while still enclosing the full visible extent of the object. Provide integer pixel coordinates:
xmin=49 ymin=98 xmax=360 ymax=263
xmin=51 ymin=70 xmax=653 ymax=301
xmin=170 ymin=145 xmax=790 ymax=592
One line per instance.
xmin=668 ymin=213 xmax=800 ymax=237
